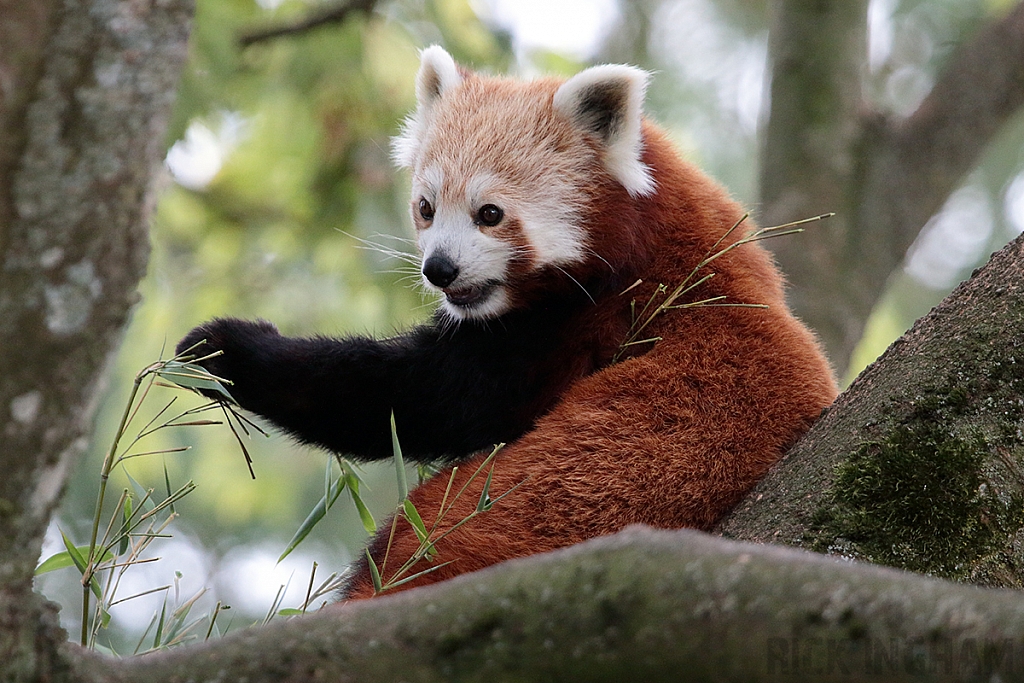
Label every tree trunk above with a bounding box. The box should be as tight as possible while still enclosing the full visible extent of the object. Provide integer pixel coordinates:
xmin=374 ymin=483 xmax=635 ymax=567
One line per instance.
xmin=0 ymin=0 xmax=192 ymax=679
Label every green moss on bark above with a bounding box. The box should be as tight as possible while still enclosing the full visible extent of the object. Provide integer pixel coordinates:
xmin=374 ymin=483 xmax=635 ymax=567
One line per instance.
xmin=809 ymin=387 xmax=1024 ymax=580
xmin=812 ymin=422 xmax=1024 ymax=577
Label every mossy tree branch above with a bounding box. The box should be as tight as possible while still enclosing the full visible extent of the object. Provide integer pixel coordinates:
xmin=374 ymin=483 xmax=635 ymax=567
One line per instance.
xmin=58 ymin=527 xmax=1024 ymax=682
xmin=719 ymin=231 xmax=1024 ymax=587
xmin=761 ymin=0 xmax=1024 ymax=375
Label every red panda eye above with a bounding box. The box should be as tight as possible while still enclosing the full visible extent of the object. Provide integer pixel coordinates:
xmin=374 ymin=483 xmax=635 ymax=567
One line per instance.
xmin=418 ymin=198 xmax=435 ymax=221
xmin=477 ymin=204 xmax=503 ymax=227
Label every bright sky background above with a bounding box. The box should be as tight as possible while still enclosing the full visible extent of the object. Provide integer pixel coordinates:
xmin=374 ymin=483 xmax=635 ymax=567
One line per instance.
xmin=476 ymin=0 xmax=618 ymax=60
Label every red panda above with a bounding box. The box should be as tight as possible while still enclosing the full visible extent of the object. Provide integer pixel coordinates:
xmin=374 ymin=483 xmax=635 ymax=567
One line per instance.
xmin=177 ymin=46 xmax=838 ymax=601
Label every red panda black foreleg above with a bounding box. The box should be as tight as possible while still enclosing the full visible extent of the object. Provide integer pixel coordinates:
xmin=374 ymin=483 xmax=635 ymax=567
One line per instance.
xmin=175 ymin=290 xmax=603 ymax=463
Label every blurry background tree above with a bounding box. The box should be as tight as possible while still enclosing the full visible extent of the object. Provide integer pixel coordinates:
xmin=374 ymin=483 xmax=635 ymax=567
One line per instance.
xmin=36 ymin=0 xmax=1024 ymax=653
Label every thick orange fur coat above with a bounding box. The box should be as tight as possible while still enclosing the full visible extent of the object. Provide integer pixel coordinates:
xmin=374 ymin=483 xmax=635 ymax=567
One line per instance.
xmin=340 ymin=50 xmax=839 ymax=599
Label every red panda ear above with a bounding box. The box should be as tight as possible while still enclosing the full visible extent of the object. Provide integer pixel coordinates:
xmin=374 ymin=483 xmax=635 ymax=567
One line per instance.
xmin=554 ymin=65 xmax=655 ymax=197
xmin=393 ymin=46 xmax=464 ymax=168
xmin=415 ymin=45 xmax=463 ymax=109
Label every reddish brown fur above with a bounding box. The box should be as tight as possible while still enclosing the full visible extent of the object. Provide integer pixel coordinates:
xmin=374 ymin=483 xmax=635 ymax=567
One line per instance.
xmin=343 ymin=78 xmax=838 ymax=600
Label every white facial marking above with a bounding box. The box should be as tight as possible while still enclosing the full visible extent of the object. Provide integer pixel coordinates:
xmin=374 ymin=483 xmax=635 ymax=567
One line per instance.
xmin=418 ymin=165 xmax=444 ymax=204
xmin=464 ymin=172 xmax=500 ymax=209
xmin=413 ymin=168 xmax=514 ymax=320
xmin=515 ymin=177 xmax=585 ymax=268
xmin=465 ymin=171 xmax=586 ymax=269
xmin=411 ymin=162 xmax=593 ymax=319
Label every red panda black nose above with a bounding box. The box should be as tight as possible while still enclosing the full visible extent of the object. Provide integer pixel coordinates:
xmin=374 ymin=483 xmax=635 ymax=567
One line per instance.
xmin=423 ymin=254 xmax=460 ymax=288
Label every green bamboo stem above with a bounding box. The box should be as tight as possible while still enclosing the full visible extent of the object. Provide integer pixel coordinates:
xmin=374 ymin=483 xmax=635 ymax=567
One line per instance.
xmin=81 ymin=366 xmax=150 ymax=645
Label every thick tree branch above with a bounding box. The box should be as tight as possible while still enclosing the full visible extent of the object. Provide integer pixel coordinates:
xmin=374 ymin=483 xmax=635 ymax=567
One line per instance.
xmin=0 ymin=0 xmax=60 ymax=249
xmin=720 ymin=231 xmax=1024 ymax=586
xmin=54 ymin=527 xmax=1024 ymax=682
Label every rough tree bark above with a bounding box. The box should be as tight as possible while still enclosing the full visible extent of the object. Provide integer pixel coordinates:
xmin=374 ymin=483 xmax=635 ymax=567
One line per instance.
xmin=63 ymin=527 xmax=1024 ymax=682
xmin=0 ymin=0 xmax=192 ymax=680
xmin=718 ymin=231 xmax=1024 ymax=587
xmin=762 ymin=0 xmax=1024 ymax=375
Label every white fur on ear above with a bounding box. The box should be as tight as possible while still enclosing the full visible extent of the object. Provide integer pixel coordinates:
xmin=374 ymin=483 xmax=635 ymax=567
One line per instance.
xmin=415 ymin=45 xmax=462 ymax=107
xmin=393 ymin=46 xmax=463 ymax=168
xmin=553 ymin=64 xmax=655 ymax=197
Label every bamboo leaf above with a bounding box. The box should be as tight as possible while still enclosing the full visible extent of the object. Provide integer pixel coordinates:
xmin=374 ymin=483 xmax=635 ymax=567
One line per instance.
xmin=323 ymin=458 xmax=333 ymax=507
xmin=125 ymin=472 xmax=156 ymax=513
xmin=119 ymin=494 xmax=132 ymax=555
xmin=133 ymin=612 xmax=160 ymax=655
xmin=365 ymin=548 xmax=383 ymax=594
xmin=163 ymin=462 xmax=175 ymax=515
xmin=403 ymin=499 xmax=429 ymax=544
xmin=346 ymin=470 xmax=376 ymax=535
xmin=157 ymin=360 xmax=234 ymax=400
xmin=278 ymin=476 xmax=346 ymax=563
xmin=391 ymin=412 xmax=408 ymax=501
xmin=351 ymin=490 xmax=376 ymax=536
xmin=476 ymin=462 xmax=496 ymax=513
xmin=204 ymin=602 xmax=227 ymax=641
xmin=61 ymin=532 xmax=103 ymax=600
xmin=153 ymin=600 xmax=167 ymax=649
xmin=219 ymin=403 xmax=257 ymax=479
xmin=35 ymin=551 xmax=78 ymax=575
xmin=60 ymin=530 xmax=88 ymax=576
xmin=36 ymin=546 xmax=113 ymax=575
xmin=380 ymin=560 xmax=455 ymax=591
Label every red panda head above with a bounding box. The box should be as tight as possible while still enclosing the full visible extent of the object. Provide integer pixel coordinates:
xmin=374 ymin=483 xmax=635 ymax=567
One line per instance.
xmin=394 ymin=46 xmax=656 ymax=321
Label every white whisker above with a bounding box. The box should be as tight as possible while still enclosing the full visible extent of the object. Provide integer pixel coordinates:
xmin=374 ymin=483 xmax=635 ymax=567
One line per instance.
xmin=370 ymin=232 xmax=417 ymax=245
xmin=356 ymin=245 xmax=421 ymax=266
xmin=586 ymin=247 xmax=615 ymax=273
xmin=338 ymin=230 xmax=422 ymax=266
xmin=555 ymin=266 xmax=596 ymax=305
